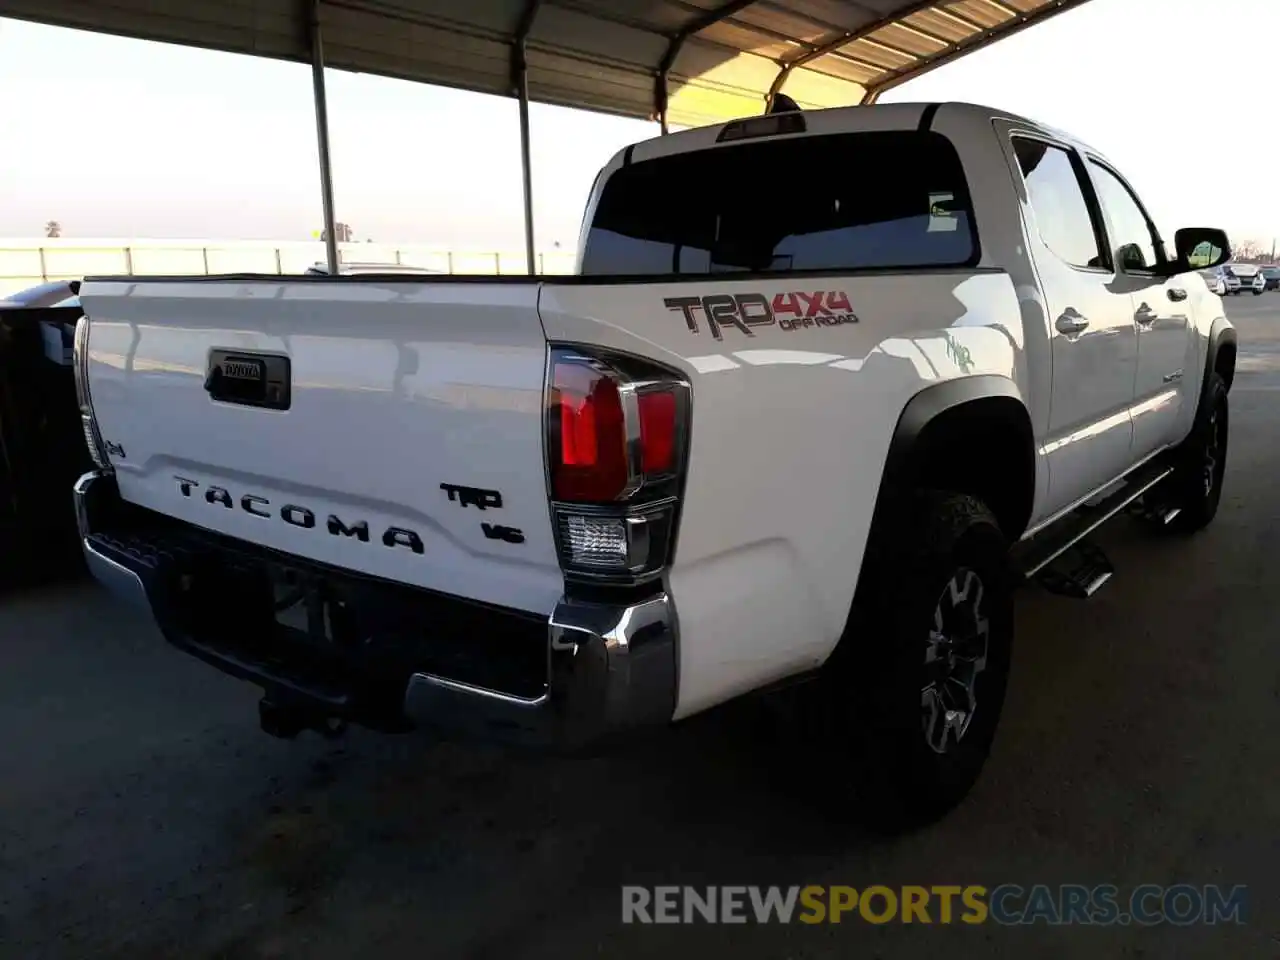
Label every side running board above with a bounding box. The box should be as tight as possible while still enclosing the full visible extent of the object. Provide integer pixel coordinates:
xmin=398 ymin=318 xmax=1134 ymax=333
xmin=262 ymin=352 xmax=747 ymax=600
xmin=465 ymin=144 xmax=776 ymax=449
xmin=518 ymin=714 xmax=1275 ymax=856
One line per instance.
xmin=1010 ymin=459 xmax=1174 ymax=598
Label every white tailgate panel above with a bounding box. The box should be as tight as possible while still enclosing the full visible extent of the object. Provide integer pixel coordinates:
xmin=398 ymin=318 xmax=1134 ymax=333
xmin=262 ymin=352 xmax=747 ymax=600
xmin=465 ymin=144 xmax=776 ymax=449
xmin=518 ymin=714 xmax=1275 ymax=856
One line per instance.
xmin=80 ymin=279 xmax=563 ymax=616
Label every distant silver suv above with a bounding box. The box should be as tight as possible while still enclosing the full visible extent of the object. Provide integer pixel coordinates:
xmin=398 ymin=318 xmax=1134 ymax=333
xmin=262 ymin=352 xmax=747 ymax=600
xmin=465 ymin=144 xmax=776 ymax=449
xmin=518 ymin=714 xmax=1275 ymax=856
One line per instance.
xmin=1224 ymin=262 xmax=1265 ymax=296
xmin=1199 ymin=265 xmax=1235 ymax=296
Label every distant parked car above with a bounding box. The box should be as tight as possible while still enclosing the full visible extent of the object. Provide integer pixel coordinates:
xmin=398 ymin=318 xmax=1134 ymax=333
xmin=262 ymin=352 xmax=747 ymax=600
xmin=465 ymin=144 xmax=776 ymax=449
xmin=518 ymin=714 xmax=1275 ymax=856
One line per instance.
xmin=0 ymin=281 xmax=82 ymax=364
xmin=1225 ymin=262 xmax=1265 ymax=296
xmin=0 ymin=280 xmax=80 ymax=311
xmin=1201 ymin=265 xmax=1238 ymax=296
xmin=1199 ymin=267 xmax=1229 ymax=296
xmin=1261 ymin=265 xmax=1280 ymax=291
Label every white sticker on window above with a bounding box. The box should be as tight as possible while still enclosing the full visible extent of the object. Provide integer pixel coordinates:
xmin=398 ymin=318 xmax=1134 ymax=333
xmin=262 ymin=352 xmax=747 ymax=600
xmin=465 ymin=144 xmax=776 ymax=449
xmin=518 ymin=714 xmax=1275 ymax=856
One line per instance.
xmin=928 ymin=191 xmax=959 ymax=232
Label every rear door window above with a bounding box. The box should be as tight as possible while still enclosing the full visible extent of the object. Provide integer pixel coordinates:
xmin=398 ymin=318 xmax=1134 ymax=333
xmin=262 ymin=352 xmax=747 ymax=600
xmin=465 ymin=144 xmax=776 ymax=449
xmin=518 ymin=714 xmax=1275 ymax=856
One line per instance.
xmin=581 ymin=130 xmax=977 ymax=276
xmin=1011 ymin=137 xmax=1107 ymax=271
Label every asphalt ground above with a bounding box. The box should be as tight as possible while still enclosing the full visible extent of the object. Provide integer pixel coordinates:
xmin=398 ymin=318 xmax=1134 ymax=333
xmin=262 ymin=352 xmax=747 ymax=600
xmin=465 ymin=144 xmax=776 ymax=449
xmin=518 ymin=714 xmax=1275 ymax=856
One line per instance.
xmin=2 ymin=294 xmax=1279 ymax=959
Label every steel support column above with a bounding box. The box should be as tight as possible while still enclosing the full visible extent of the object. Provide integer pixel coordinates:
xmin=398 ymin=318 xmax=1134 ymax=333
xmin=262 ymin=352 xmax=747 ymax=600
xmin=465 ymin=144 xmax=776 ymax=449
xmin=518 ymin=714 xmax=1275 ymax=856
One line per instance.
xmin=310 ymin=0 xmax=340 ymax=274
xmin=514 ymin=0 xmax=542 ymax=275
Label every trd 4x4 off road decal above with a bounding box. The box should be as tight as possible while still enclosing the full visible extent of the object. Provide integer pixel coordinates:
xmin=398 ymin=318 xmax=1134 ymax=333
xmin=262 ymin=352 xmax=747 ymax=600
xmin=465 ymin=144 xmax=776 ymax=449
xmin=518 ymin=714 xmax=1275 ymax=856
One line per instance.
xmin=664 ymin=291 xmax=860 ymax=340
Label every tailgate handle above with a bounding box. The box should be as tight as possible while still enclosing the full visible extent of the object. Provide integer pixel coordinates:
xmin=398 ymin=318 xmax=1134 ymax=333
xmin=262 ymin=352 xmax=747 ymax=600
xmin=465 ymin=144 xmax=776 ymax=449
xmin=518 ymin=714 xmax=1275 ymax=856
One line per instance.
xmin=205 ymin=349 xmax=291 ymax=411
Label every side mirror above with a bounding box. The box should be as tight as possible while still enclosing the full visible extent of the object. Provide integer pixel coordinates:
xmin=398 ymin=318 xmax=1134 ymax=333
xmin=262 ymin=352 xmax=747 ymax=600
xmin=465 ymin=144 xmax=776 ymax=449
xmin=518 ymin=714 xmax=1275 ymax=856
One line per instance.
xmin=1170 ymin=227 xmax=1231 ymax=273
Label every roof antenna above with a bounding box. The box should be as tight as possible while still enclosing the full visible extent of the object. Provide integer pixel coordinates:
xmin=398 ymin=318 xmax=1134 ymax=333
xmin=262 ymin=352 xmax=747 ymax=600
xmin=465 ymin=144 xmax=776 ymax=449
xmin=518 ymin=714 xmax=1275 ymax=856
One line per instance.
xmin=768 ymin=92 xmax=801 ymax=114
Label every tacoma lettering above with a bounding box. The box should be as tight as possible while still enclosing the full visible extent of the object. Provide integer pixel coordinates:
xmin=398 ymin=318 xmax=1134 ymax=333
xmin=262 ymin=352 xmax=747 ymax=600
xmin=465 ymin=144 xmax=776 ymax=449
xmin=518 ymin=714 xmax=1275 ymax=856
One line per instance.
xmin=281 ymin=504 xmax=316 ymax=529
xmin=241 ymin=494 xmax=270 ymax=517
xmin=665 ymin=290 xmax=859 ymax=339
xmin=382 ymin=527 xmax=424 ymax=554
xmin=206 ymin=487 xmax=233 ymax=508
xmin=327 ymin=515 xmax=370 ymax=541
xmin=173 ymin=476 xmax=424 ymax=554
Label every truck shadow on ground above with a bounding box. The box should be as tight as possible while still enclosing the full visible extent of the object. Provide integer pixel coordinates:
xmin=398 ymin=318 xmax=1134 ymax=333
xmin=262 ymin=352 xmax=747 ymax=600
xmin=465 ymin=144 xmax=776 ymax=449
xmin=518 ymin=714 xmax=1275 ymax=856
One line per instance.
xmin=17 ymin=468 xmax=1258 ymax=960
xmin=197 ymin=513 xmax=1226 ymax=957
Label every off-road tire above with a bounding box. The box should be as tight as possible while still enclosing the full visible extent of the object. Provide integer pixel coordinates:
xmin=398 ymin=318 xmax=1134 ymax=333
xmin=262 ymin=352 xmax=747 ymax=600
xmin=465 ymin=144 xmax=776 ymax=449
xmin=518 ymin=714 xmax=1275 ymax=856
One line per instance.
xmin=810 ymin=491 xmax=1013 ymax=833
xmin=1160 ymin=372 xmax=1229 ymax=535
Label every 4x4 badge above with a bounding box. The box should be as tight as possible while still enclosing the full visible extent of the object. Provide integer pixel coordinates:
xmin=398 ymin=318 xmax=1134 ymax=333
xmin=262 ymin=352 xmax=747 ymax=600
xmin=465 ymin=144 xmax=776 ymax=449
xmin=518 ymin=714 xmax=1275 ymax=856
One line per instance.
xmin=664 ymin=290 xmax=859 ymax=340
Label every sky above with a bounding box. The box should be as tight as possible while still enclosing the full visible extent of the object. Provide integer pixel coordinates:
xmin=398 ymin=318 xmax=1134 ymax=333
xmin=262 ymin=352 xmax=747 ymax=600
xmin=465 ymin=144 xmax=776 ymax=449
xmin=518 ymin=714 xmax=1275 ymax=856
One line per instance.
xmin=0 ymin=0 xmax=1275 ymax=251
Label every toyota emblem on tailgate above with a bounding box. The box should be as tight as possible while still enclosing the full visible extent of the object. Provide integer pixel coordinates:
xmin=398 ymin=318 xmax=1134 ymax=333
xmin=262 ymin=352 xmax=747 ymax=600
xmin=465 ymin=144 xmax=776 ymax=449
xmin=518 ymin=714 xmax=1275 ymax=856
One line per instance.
xmin=221 ymin=359 xmax=263 ymax=380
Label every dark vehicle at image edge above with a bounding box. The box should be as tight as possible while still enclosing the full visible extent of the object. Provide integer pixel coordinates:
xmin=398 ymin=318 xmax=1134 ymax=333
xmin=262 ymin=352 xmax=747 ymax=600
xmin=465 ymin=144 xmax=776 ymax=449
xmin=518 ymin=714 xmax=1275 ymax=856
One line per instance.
xmin=0 ymin=280 xmax=92 ymax=586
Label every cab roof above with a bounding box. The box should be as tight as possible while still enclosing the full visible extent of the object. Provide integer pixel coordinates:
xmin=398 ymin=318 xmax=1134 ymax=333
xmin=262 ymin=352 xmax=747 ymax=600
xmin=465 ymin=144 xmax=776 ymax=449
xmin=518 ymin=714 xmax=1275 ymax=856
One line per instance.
xmin=613 ymin=100 xmax=1115 ymax=169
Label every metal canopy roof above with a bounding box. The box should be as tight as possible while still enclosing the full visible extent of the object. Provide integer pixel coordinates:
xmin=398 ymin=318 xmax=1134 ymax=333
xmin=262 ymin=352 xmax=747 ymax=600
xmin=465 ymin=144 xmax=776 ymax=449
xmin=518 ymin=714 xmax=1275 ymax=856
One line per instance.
xmin=3 ymin=0 xmax=1091 ymax=128
xmin=1 ymin=0 xmax=1092 ymax=275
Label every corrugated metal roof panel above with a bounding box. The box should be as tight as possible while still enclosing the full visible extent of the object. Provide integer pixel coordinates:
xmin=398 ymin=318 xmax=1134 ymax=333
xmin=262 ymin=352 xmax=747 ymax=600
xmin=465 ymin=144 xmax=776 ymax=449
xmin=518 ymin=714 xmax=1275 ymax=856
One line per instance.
xmin=943 ymin=0 xmax=1011 ymax=31
xmin=0 ymin=0 xmax=1094 ymax=126
xmin=903 ymin=8 xmax=976 ymax=42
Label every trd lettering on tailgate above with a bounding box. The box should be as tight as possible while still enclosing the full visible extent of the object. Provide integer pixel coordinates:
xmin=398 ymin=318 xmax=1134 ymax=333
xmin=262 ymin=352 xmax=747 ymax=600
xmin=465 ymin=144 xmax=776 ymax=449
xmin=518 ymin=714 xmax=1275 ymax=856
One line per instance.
xmin=664 ymin=291 xmax=860 ymax=340
xmin=440 ymin=483 xmax=503 ymax=510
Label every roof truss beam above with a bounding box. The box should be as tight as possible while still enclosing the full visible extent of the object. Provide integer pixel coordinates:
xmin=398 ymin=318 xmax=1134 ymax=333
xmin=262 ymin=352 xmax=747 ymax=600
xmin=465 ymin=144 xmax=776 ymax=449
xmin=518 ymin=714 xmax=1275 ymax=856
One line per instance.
xmin=654 ymin=0 xmax=760 ymax=133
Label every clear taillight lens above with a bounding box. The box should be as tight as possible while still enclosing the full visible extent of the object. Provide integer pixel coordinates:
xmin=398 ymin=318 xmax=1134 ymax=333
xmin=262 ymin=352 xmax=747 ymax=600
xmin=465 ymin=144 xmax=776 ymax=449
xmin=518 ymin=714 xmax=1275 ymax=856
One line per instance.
xmin=554 ymin=507 xmax=677 ymax=576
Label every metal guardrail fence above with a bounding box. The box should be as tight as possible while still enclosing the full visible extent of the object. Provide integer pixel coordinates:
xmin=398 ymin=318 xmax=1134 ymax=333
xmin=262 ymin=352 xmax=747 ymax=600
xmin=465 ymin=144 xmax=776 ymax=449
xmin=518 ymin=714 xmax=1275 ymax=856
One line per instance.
xmin=0 ymin=239 xmax=579 ymax=296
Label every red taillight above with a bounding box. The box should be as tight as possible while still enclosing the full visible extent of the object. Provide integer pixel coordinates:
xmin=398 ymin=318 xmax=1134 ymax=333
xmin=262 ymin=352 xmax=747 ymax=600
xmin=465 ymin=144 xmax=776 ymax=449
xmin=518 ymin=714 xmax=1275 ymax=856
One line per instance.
xmin=551 ymin=358 xmax=629 ymax=501
xmin=637 ymin=390 xmax=676 ymax=474
xmin=547 ymin=347 xmax=689 ymax=583
xmin=548 ymin=349 xmax=687 ymax=505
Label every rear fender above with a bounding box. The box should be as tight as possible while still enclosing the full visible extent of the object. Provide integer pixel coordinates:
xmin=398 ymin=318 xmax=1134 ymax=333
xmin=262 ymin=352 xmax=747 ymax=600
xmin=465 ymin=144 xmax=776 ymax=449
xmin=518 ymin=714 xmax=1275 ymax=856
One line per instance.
xmin=864 ymin=375 xmax=1037 ymax=559
xmin=538 ymin=273 xmax=1027 ymax=720
xmin=1175 ymin=316 xmax=1236 ymax=444
xmin=1202 ymin=317 xmax=1237 ymax=399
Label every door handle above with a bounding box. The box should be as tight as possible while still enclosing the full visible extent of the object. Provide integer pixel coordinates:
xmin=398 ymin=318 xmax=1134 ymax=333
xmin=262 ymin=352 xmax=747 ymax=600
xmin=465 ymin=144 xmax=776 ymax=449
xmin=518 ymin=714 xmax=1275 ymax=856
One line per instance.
xmin=1055 ymin=310 xmax=1089 ymax=335
xmin=1167 ymin=287 xmax=1188 ymax=302
xmin=1135 ymin=303 xmax=1157 ymax=328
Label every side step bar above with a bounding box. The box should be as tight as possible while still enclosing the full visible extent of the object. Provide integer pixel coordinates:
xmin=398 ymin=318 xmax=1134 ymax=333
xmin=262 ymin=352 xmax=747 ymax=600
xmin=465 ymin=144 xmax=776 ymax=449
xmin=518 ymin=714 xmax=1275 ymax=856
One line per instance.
xmin=1034 ymin=541 xmax=1114 ymax=599
xmin=1128 ymin=501 xmax=1182 ymax=526
xmin=1011 ymin=459 xmax=1174 ymax=596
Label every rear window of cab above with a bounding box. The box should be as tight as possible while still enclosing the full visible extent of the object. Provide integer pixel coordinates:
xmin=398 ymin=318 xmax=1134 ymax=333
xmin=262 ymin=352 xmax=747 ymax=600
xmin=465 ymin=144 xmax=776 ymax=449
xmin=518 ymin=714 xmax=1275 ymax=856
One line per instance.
xmin=580 ymin=130 xmax=978 ymax=277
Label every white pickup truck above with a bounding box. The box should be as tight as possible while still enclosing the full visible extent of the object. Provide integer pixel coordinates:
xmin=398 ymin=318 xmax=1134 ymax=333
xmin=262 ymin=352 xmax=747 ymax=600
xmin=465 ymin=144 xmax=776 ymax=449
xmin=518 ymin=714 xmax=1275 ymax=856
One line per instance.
xmin=73 ymin=101 xmax=1237 ymax=829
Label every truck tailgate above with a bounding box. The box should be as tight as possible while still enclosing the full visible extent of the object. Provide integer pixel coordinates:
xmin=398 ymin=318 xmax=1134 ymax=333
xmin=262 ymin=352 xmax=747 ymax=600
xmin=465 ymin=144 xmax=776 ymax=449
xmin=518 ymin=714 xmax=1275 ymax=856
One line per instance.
xmin=78 ymin=278 xmax=563 ymax=615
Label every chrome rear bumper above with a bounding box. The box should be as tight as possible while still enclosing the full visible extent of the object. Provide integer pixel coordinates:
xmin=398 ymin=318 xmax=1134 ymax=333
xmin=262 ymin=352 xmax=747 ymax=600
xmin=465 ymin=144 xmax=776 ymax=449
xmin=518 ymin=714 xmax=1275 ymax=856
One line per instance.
xmin=73 ymin=470 xmax=678 ymax=746
xmin=403 ymin=592 xmax=677 ymax=744
xmin=74 ymin=471 xmax=152 ymax=610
